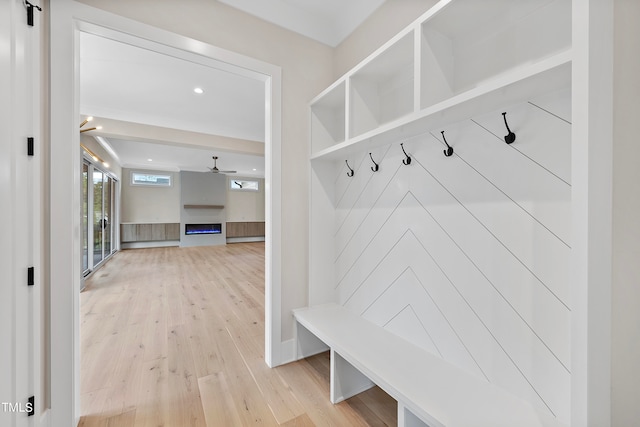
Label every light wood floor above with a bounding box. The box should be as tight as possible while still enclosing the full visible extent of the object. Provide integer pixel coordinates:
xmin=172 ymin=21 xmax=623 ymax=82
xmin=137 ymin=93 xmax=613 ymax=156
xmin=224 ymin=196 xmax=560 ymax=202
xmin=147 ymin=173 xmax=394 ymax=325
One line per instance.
xmin=79 ymin=243 xmax=396 ymax=426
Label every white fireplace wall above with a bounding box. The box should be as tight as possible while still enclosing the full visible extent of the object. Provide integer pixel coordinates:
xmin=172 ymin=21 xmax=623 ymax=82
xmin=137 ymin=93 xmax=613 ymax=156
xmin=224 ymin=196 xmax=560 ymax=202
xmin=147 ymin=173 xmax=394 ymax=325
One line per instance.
xmin=180 ymin=171 xmax=227 ymax=247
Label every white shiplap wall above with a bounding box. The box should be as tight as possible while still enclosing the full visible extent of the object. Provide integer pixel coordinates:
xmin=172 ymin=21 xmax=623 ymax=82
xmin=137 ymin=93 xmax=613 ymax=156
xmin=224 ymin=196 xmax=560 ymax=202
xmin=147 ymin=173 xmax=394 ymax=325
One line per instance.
xmin=332 ymin=89 xmax=571 ymax=423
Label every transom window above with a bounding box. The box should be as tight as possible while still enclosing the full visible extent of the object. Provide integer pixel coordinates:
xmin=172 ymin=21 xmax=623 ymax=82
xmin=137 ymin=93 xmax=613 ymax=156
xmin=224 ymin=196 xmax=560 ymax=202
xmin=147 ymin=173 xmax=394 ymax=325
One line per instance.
xmin=230 ymin=179 xmax=259 ymax=191
xmin=130 ymin=171 xmax=172 ymax=187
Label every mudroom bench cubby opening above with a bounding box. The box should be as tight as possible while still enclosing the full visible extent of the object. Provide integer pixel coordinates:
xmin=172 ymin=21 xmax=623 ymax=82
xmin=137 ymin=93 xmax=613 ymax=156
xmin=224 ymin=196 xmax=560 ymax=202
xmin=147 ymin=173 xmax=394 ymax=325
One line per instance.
xmin=297 ymin=0 xmax=575 ymax=426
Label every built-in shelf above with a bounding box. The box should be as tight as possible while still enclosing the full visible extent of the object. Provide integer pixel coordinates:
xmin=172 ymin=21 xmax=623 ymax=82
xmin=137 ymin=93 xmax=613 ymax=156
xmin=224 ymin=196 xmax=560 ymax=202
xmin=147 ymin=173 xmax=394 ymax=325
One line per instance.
xmin=349 ymin=30 xmax=415 ymax=139
xmin=183 ymin=204 xmax=225 ymax=209
xmin=311 ymin=81 xmax=346 ymax=154
xmin=420 ymin=0 xmax=571 ymax=109
xmin=311 ymin=51 xmax=571 ymax=160
xmin=308 ymin=0 xmax=572 ymax=161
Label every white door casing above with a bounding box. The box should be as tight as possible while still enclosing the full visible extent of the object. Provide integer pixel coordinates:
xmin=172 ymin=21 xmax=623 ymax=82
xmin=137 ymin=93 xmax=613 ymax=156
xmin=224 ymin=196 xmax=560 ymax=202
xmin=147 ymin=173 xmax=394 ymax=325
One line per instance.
xmin=0 ymin=0 xmax=42 ymax=426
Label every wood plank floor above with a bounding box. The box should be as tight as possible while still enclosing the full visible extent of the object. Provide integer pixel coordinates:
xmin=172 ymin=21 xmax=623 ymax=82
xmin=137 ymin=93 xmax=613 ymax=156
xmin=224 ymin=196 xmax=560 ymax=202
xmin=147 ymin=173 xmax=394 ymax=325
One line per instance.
xmin=79 ymin=243 xmax=397 ymax=426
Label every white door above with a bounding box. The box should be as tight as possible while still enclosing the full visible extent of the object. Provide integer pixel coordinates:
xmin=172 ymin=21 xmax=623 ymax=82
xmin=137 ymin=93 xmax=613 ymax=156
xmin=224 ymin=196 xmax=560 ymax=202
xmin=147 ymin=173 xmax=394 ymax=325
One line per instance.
xmin=0 ymin=0 xmax=41 ymax=425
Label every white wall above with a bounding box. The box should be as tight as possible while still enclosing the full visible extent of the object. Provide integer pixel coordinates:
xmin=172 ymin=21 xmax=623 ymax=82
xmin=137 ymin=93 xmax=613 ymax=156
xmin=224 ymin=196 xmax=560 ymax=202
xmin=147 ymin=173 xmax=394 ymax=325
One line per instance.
xmin=332 ymin=0 xmax=437 ymax=79
xmin=121 ymin=169 xmax=264 ymax=226
xmin=612 ymin=0 xmax=640 ymax=424
xmin=120 ymin=168 xmax=180 ymax=223
xmin=226 ymin=177 xmax=265 ymax=222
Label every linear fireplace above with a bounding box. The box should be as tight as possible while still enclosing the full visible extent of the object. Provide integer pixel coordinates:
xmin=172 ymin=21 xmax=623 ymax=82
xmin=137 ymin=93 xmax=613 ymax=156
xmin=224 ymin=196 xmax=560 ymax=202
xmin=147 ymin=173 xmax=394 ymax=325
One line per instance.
xmin=185 ymin=223 xmax=222 ymax=235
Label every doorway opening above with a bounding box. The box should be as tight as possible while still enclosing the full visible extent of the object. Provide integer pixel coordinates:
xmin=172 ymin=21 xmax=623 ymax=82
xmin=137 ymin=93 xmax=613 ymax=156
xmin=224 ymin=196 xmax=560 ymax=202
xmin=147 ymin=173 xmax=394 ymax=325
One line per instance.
xmin=49 ymin=7 xmax=282 ymax=425
xmin=76 ymin=26 xmax=269 ymax=408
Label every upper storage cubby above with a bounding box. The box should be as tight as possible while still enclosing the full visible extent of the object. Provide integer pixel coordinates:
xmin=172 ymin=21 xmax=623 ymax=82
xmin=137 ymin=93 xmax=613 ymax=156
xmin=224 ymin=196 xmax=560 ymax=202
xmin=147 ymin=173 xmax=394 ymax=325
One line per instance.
xmin=420 ymin=0 xmax=571 ymax=109
xmin=310 ymin=81 xmax=346 ymax=154
xmin=349 ymin=31 xmax=414 ymax=139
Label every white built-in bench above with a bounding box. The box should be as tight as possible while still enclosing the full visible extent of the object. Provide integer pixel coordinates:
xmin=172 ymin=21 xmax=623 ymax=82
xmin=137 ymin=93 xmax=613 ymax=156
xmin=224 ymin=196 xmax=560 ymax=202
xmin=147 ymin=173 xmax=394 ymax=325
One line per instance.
xmin=293 ymin=304 xmax=565 ymax=427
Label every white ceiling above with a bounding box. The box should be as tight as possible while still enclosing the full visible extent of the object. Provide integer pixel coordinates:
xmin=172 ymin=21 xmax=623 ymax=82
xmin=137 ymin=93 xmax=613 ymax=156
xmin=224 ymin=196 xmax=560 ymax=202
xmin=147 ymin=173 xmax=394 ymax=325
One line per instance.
xmin=80 ymin=2 xmax=385 ymax=177
xmin=218 ymin=0 xmax=386 ymax=47
xmin=80 ymin=32 xmax=266 ymax=142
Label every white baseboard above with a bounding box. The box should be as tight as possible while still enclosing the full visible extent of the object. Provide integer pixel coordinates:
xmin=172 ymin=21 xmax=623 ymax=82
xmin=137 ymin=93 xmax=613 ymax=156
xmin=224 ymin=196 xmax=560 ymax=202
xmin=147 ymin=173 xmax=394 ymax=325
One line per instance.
xmin=39 ymin=409 xmax=50 ymax=427
xmin=277 ymin=338 xmax=297 ymax=365
xmin=276 ymin=324 xmax=330 ymax=367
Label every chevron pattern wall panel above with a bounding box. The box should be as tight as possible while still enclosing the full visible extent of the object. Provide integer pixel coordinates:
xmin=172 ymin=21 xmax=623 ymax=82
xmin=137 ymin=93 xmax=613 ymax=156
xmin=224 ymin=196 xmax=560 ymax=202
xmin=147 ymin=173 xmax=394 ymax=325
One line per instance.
xmin=330 ymin=89 xmax=571 ymax=422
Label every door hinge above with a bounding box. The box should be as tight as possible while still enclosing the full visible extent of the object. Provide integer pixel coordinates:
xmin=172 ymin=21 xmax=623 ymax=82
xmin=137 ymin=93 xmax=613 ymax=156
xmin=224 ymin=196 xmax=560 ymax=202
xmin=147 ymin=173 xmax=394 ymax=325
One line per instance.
xmin=27 ymin=267 xmax=34 ymax=286
xmin=25 ymin=1 xmax=42 ymax=27
xmin=27 ymin=396 xmax=34 ymax=416
xmin=27 ymin=137 xmax=34 ymax=156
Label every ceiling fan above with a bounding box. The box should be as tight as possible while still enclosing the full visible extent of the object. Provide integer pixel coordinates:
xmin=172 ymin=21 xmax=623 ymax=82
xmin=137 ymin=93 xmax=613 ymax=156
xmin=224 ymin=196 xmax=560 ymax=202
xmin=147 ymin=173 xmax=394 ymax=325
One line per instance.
xmin=208 ymin=156 xmax=236 ymax=174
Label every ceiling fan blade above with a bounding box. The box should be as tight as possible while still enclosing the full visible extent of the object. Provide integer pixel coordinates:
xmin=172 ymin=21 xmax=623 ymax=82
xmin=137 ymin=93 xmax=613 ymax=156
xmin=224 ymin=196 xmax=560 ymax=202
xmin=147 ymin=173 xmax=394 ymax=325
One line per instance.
xmin=209 ymin=156 xmax=235 ymax=173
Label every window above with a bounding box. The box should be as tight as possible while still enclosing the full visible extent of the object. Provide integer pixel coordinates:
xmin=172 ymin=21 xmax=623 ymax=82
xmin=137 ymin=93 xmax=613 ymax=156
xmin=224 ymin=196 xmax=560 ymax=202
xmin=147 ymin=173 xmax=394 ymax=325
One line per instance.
xmin=230 ymin=179 xmax=259 ymax=191
xmin=131 ymin=171 xmax=172 ymax=187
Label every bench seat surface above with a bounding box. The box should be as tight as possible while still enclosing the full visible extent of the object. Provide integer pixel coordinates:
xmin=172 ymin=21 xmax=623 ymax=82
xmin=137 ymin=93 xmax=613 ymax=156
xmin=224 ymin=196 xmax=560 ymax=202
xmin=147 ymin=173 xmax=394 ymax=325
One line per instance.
xmin=294 ymin=303 xmax=564 ymax=427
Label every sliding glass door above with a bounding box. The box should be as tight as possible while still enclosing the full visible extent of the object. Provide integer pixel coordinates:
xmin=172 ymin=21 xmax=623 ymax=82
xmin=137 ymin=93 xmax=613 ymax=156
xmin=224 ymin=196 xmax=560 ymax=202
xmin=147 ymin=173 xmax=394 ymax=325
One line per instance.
xmin=82 ymin=159 xmax=117 ymax=277
xmin=104 ymin=175 xmax=112 ymax=256
xmin=93 ymin=168 xmax=105 ymax=266
xmin=82 ymin=162 xmax=89 ymax=273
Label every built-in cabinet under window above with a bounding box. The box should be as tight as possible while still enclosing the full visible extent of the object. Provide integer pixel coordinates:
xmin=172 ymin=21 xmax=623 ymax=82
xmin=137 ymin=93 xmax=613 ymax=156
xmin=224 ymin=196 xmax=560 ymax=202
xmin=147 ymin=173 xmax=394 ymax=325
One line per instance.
xmin=82 ymin=159 xmax=118 ymax=280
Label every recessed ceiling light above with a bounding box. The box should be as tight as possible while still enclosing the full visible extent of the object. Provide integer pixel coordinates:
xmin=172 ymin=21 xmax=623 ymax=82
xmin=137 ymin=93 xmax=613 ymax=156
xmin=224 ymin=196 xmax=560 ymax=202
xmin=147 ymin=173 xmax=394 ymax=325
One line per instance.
xmin=147 ymin=158 xmax=153 ymax=162
xmin=253 ymin=168 xmax=257 ymax=171
xmin=193 ymin=87 xmax=204 ymax=94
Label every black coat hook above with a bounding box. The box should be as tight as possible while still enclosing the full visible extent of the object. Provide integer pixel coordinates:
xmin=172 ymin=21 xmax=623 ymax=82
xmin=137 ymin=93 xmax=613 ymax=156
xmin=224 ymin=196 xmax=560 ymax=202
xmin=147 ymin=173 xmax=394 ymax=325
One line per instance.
xmin=369 ymin=153 xmax=379 ymax=172
xmin=345 ymin=160 xmax=354 ymax=177
xmin=25 ymin=0 xmax=42 ymax=27
xmin=502 ymin=112 xmax=516 ymax=144
xmin=441 ymin=131 xmax=454 ymax=157
xmin=401 ymin=143 xmax=411 ymax=165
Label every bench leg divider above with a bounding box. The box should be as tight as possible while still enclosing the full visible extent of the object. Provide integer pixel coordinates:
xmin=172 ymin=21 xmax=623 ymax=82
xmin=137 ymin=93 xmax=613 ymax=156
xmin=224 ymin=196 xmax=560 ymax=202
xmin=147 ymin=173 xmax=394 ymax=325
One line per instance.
xmin=330 ymin=349 xmax=376 ymax=404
